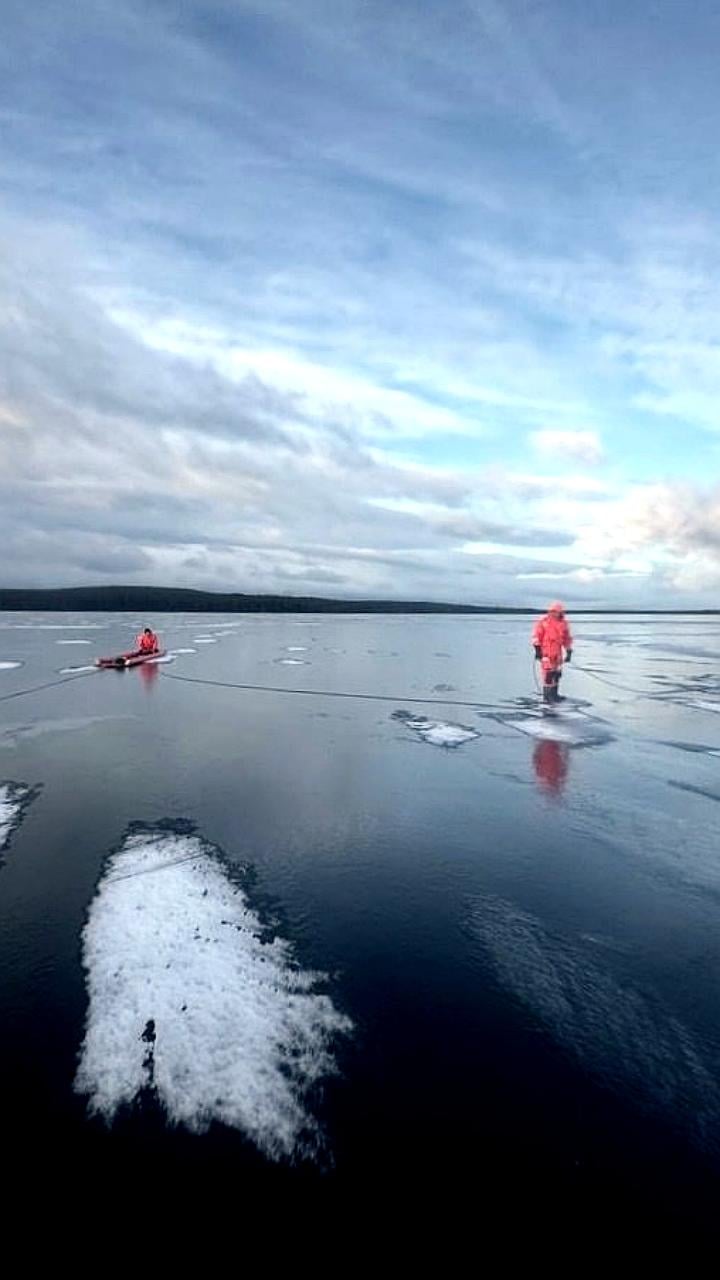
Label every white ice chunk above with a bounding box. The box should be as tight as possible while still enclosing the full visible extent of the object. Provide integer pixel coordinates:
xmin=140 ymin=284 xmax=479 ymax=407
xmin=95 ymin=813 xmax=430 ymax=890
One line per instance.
xmin=75 ymin=829 xmax=351 ymax=1160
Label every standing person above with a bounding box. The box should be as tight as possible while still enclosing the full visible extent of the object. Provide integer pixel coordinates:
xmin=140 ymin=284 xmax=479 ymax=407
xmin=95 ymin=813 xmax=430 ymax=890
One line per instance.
xmin=532 ymin=602 xmax=573 ymax=703
xmin=134 ymin=626 xmax=160 ymax=656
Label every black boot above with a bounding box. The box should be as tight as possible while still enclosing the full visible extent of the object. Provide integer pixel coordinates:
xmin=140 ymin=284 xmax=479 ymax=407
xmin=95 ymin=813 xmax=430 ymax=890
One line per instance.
xmin=542 ymin=684 xmax=553 ymax=703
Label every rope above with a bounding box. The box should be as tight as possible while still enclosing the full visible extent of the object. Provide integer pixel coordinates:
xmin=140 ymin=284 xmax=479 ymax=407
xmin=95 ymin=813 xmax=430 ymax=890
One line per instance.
xmin=572 ymin=664 xmax=661 ymax=697
xmin=160 ymin=669 xmax=493 ymax=710
xmin=0 ymin=669 xmax=97 ymax=704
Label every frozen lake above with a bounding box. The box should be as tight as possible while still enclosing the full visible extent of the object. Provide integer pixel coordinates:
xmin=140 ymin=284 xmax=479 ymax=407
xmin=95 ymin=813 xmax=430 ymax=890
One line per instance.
xmin=0 ymin=610 xmax=719 ymax=1227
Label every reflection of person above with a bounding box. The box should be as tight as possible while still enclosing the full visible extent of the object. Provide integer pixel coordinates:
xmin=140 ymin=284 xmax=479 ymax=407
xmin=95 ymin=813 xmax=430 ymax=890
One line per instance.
xmin=532 ymin=739 xmax=569 ymax=797
xmin=134 ymin=627 xmax=160 ymax=656
xmin=138 ymin=660 xmax=160 ymax=689
xmin=532 ymin=602 xmax=573 ymax=703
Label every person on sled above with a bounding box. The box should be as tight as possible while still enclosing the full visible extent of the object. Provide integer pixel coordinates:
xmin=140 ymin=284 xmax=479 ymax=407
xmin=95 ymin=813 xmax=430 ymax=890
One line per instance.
xmin=133 ymin=627 xmax=160 ymax=657
xmin=532 ymin=602 xmax=573 ymax=703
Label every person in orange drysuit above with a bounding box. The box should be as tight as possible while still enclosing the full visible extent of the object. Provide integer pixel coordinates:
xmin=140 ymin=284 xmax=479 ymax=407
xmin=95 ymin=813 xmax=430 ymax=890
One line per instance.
xmin=133 ymin=627 xmax=159 ymax=656
xmin=532 ymin=602 xmax=573 ymax=703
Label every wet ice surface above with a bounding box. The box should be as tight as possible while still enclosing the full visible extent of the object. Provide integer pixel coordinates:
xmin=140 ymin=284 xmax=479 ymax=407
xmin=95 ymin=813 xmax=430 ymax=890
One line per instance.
xmin=2 ymin=610 xmax=720 ymax=1221
xmin=75 ymin=826 xmax=350 ymax=1160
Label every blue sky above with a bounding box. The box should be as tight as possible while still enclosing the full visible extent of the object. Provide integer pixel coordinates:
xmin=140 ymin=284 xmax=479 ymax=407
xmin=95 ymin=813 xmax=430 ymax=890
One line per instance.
xmin=2 ymin=0 xmax=720 ymax=604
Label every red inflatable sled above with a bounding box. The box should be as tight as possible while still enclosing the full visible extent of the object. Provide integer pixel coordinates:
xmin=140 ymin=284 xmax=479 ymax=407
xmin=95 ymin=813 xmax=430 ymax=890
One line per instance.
xmin=95 ymin=650 xmax=166 ymax=669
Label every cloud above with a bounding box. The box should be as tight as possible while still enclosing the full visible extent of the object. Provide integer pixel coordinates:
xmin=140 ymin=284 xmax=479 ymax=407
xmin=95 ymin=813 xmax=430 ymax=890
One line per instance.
xmin=529 ymin=430 xmax=604 ymax=466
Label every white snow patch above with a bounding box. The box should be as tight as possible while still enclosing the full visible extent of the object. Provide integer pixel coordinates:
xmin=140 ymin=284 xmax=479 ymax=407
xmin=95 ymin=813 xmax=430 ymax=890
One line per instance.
xmin=0 ymin=782 xmax=34 ymax=849
xmin=690 ymin=700 xmax=720 ymax=715
xmin=74 ymin=828 xmax=351 ymax=1160
xmin=279 ymin=658 xmax=306 ymax=665
xmin=57 ymin=639 xmax=92 ymax=645
xmin=286 ymin=647 xmax=308 ymax=652
xmin=193 ymin=637 xmax=217 ymax=644
xmin=0 ymin=661 xmax=22 ymax=671
xmin=169 ymin=648 xmax=197 ymax=655
xmin=59 ymin=664 xmax=97 ymax=674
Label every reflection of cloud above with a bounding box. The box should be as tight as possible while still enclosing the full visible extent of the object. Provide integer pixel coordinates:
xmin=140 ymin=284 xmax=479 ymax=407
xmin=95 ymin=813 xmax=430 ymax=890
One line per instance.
xmin=468 ymin=896 xmax=720 ymax=1149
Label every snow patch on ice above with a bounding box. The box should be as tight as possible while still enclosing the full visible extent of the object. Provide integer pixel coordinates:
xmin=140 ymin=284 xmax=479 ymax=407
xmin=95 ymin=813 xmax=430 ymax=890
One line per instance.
xmin=0 ymin=782 xmax=39 ymax=850
xmin=169 ymin=648 xmax=197 ymax=655
xmin=59 ymin=664 xmax=97 ymax=674
xmin=0 ymin=661 xmax=22 ymax=671
xmin=193 ymin=637 xmax=217 ymax=644
xmin=57 ymin=639 xmax=92 ymax=645
xmin=278 ymin=658 xmax=307 ymax=666
xmin=286 ymin=647 xmax=308 ymax=652
xmin=393 ymin=710 xmax=478 ymax=748
xmin=74 ymin=826 xmax=351 ymax=1160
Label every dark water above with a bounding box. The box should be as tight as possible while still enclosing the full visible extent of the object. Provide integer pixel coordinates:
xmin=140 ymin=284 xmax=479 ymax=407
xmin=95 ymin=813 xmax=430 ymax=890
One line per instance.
xmin=1 ymin=612 xmax=719 ymax=1230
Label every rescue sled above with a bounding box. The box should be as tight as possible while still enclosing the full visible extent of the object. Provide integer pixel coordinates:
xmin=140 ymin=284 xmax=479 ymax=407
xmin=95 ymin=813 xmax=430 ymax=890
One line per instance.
xmin=95 ymin=650 xmax=165 ymax=669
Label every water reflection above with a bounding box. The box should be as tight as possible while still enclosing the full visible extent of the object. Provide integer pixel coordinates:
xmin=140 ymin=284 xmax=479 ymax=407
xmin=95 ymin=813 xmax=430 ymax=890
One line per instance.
xmin=532 ymin=738 xmax=570 ymax=798
xmin=138 ymin=661 xmax=160 ymax=691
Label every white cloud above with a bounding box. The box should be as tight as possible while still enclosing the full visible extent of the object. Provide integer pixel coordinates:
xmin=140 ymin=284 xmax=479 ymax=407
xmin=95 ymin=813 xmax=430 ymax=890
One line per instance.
xmin=529 ymin=430 xmax=604 ymax=465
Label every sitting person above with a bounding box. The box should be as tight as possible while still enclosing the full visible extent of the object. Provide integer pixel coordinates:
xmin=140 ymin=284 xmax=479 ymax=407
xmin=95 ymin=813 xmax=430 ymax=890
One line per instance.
xmin=134 ymin=627 xmax=160 ymax=655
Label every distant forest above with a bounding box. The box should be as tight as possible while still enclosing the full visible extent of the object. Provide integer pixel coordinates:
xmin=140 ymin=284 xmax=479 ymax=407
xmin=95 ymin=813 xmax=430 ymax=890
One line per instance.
xmin=0 ymin=585 xmax=718 ymax=614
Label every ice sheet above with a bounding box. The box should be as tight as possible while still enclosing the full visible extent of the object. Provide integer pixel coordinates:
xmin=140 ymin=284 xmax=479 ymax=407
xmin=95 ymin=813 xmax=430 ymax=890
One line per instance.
xmin=468 ymin=895 xmax=719 ymax=1146
xmin=392 ymin=709 xmax=478 ymax=748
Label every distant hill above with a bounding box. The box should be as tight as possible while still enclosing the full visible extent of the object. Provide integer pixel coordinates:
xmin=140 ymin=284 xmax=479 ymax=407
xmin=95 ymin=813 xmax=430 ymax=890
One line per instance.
xmin=0 ymin=585 xmax=523 ymax=614
xmin=0 ymin=585 xmax=718 ymax=614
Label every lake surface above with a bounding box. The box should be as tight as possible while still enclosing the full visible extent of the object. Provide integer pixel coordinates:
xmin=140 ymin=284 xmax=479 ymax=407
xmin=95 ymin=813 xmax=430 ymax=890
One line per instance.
xmin=1 ymin=611 xmax=719 ymax=1229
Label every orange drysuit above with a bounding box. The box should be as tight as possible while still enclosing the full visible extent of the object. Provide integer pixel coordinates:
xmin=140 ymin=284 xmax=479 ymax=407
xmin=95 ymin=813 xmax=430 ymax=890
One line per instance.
xmin=135 ymin=630 xmax=159 ymax=654
xmin=532 ymin=604 xmax=572 ymax=685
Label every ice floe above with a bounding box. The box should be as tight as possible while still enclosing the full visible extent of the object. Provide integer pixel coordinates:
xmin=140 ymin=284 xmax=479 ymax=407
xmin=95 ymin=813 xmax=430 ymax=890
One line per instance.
xmin=0 ymin=782 xmax=39 ymax=850
xmin=392 ymin=709 xmax=478 ymax=748
xmin=75 ymin=825 xmax=351 ymax=1160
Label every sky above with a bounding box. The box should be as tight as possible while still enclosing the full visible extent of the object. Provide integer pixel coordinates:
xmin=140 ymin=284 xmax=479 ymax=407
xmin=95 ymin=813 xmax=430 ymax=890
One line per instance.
xmin=2 ymin=0 xmax=720 ymax=607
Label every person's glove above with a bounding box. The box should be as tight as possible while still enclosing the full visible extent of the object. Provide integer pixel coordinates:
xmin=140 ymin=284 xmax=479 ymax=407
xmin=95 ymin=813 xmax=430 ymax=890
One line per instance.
xmin=534 ymin=645 xmax=542 ymax=660
xmin=565 ymin=649 xmax=572 ymax=663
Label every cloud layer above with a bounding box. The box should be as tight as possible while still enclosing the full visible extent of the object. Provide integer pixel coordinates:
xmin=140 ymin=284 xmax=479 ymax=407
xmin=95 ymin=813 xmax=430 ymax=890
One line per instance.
xmin=2 ymin=1 xmax=720 ymax=605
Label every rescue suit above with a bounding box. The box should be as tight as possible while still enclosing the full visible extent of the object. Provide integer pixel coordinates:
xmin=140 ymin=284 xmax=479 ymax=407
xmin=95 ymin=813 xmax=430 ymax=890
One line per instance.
xmin=532 ymin=603 xmax=573 ymax=703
